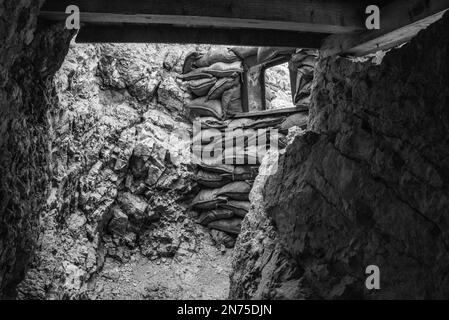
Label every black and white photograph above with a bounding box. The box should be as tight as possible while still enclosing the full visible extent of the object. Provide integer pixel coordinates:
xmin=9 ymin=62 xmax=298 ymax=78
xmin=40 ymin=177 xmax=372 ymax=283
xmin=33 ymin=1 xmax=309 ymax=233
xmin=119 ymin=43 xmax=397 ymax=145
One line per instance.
xmin=1 ymin=0 xmax=449 ymax=311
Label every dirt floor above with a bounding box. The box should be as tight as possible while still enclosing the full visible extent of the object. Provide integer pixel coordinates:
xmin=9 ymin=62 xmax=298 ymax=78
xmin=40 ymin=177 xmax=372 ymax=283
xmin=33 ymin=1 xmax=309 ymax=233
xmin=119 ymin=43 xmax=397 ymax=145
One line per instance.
xmin=91 ymin=229 xmax=233 ymax=300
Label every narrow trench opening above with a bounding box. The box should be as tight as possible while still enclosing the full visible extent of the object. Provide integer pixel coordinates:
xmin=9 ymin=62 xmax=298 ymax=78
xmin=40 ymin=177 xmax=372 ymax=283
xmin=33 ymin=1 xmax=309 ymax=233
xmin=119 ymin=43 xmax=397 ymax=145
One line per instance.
xmin=265 ymin=62 xmax=294 ymax=110
xmin=4 ymin=3 xmax=449 ymax=301
xmin=16 ymin=42 xmax=315 ymax=300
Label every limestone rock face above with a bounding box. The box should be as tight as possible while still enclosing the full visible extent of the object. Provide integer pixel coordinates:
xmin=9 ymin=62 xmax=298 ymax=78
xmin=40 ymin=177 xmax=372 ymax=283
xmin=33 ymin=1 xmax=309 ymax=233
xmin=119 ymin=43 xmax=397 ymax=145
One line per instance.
xmin=14 ymin=41 xmax=232 ymax=300
xmin=265 ymin=63 xmax=293 ymax=110
xmin=0 ymin=0 xmax=74 ymax=298
xmin=231 ymin=13 xmax=449 ymax=299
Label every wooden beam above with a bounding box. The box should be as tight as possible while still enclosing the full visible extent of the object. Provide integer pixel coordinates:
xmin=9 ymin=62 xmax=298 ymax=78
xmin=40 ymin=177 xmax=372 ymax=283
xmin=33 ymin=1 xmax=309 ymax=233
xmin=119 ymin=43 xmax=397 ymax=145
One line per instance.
xmin=322 ymin=0 xmax=449 ymax=56
xmin=40 ymin=0 xmax=365 ymax=34
xmin=231 ymin=107 xmax=308 ymax=119
xmin=75 ymin=24 xmax=328 ymax=47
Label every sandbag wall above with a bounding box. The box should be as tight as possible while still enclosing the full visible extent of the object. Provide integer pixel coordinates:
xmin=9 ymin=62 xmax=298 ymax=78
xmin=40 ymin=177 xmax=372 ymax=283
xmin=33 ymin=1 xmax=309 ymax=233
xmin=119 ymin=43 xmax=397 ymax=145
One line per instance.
xmin=178 ymin=47 xmax=316 ymax=248
xmin=248 ymin=47 xmax=318 ymax=108
xmin=289 ymin=49 xmax=319 ymax=106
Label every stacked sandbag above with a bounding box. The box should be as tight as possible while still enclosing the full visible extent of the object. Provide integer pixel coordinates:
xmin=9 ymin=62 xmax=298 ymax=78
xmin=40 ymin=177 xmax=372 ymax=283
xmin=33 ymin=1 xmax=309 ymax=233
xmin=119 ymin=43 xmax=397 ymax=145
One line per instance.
xmin=193 ymin=127 xmax=288 ymax=166
xmin=177 ymin=48 xmax=248 ymax=248
xmin=289 ymin=49 xmax=319 ymax=106
xmin=179 ymin=47 xmax=245 ymax=119
xmin=178 ymin=46 xmax=311 ymax=249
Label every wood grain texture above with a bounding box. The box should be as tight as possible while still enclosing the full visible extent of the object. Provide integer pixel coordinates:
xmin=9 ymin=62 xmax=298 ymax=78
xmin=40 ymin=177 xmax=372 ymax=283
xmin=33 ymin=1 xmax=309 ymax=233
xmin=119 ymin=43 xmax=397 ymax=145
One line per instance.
xmin=40 ymin=0 xmax=366 ymax=33
xmin=322 ymin=0 xmax=449 ymax=56
xmin=231 ymin=107 xmax=308 ymax=118
xmin=75 ymin=24 xmax=328 ymax=47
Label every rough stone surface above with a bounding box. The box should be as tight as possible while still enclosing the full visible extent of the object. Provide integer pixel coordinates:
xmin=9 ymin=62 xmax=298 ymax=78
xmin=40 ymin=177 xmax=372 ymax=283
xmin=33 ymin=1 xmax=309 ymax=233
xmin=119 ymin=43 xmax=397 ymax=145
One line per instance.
xmin=265 ymin=63 xmax=293 ymax=110
xmin=4 ymin=2 xmax=448 ymax=301
xmin=14 ymin=41 xmax=233 ymax=300
xmin=0 ymin=0 xmax=73 ymax=299
xmin=230 ymin=13 xmax=449 ymax=299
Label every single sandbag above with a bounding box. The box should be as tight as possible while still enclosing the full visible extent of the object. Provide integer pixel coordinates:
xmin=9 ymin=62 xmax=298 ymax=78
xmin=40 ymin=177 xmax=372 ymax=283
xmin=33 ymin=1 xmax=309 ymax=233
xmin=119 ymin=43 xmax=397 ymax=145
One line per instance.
xmin=280 ymin=112 xmax=308 ymax=130
xmin=297 ymin=48 xmax=319 ymax=56
xmin=230 ymin=46 xmax=259 ymax=59
xmin=183 ymin=51 xmax=203 ymax=74
xmin=208 ymin=218 xmax=242 ymax=235
xmin=257 ymin=47 xmax=295 ymax=64
xmin=197 ymin=137 xmax=225 ymax=162
xmin=210 ymin=165 xmax=255 ymax=181
xmin=247 ymin=117 xmax=286 ymax=129
xmin=186 ymin=77 xmax=217 ymax=96
xmin=225 ymin=129 xmax=285 ymax=152
xmin=196 ymin=170 xmax=229 ymax=188
xmin=297 ymin=65 xmax=315 ymax=76
xmin=218 ymin=200 xmax=250 ymax=218
xmin=295 ymin=68 xmax=314 ymax=89
xmin=191 ymin=189 xmax=227 ymax=210
xmin=231 ymin=146 xmax=260 ymax=166
xmin=290 ymin=49 xmax=318 ymax=64
xmin=192 ymin=142 xmax=222 ymax=163
xmin=193 ymin=128 xmax=223 ymax=145
xmin=297 ymin=55 xmax=317 ymax=68
xmin=207 ymin=76 xmax=240 ymax=100
xmin=197 ymin=162 xmax=256 ymax=180
xmin=197 ymin=209 xmax=234 ymax=225
xmin=222 ymin=85 xmax=243 ymax=115
xmin=197 ymin=161 xmax=235 ymax=174
xmin=222 ymin=128 xmax=258 ymax=149
xmin=221 ymin=141 xmax=262 ymax=165
xmin=290 ymin=50 xmax=318 ymax=65
xmin=294 ymin=81 xmax=313 ymax=105
xmin=293 ymin=68 xmax=313 ymax=104
xmin=222 ymin=166 xmax=256 ymax=181
xmin=199 ymin=117 xmax=227 ymax=130
xmin=178 ymin=68 xmax=215 ymax=81
xmin=195 ymin=48 xmax=240 ymax=68
xmin=295 ymin=69 xmax=314 ymax=91
xmin=187 ymin=97 xmax=223 ymax=119
xmin=203 ymin=61 xmax=243 ymax=78
xmin=299 ymin=78 xmax=313 ymax=94
xmin=210 ymin=229 xmax=236 ymax=248
xmin=291 ymin=66 xmax=313 ymax=92
xmin=216 ymin=181 xmax=252 ymax=201
xmin=227 ymin=118 xmax=254 ymax=130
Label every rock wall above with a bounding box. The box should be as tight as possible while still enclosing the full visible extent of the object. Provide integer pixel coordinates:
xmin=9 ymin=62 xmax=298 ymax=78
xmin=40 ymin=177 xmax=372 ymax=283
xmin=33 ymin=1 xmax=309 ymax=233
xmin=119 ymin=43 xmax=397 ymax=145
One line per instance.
xmin=265 ymin=63 xmax=293 ymax=110
xmin=0 ymin=0 xmax=73 ymax=299
xmin=1 ymin=3 xmax=233 ymax=299
xmin=230 ymin=13 xmax=449 ymax=299
xmin=16 ymin=42 xmax=233 ymax=299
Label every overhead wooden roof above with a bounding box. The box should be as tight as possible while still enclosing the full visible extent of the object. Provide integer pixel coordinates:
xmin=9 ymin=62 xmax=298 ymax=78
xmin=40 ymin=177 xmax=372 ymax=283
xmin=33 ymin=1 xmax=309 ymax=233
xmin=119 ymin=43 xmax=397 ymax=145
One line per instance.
xmin=39 ymin=0 xmax=449 ymax=56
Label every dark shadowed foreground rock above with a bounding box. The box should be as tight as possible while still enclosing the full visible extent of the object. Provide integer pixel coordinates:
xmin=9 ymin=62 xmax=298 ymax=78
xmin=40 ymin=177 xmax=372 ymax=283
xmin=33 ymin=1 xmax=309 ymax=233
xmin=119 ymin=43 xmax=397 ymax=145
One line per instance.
xmin=230 ymin=13 xmax=449 ymax=299
xmin=0 ymin=0 xmax=74 ymax=298
xmin=14 ymin=41 xmax=233 ymax=299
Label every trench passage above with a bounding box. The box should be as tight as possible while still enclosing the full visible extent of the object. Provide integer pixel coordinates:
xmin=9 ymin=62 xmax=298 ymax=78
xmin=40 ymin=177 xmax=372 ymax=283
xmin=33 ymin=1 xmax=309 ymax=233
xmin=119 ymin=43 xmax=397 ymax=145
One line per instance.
xmin=17 ymin=43 xmax=316 ymax=300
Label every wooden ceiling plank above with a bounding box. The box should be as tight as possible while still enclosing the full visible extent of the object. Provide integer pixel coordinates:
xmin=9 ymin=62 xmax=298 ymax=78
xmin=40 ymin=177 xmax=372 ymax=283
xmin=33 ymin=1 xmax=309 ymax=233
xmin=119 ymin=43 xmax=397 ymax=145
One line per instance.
xmin=40 ymin=0 xmax=365 ymax=34
xmin=40 ymin=11 xmax=361 ymax=34
xmin=322 ymin=0 xmax=449 ymax=56
xmin=75 ymin=24 xmax=327 ymax=47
